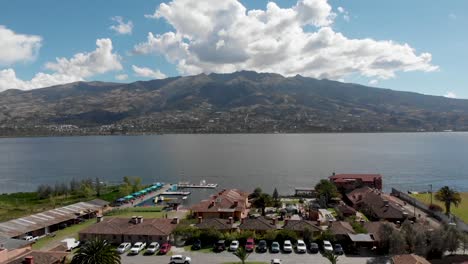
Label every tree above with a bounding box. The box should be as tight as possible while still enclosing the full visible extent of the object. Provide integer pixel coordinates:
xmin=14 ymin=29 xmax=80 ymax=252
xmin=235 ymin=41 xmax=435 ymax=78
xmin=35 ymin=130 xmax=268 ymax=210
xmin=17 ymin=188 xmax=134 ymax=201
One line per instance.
xmin=37 ymin=184 xmax=52 ymax=199
xmin=95 ymin=177 xmax=101 ymax=197
xmin=71 ymin=238 xmax=121 ymax=264
xmin=272 ymin=188 xmax=280 ymax=207
xmin=315 ymin=179 xmax=339 ymax=206
xmin=233 ymin=247 xmax=250 ymax=264
xmin=426 ymin=228 xmax=446 ymax=259
xmin=444 ymin=225 xmax=461 ymax=254
xmin=323 ymin=250 xmax=339 ymax=264
xmin=70 ymin=178 xmax=80 ymax=194
xmin=252 ymin=193 xmax=272 ymax=216
xmin=389 ymin=231 xmax=406 ymax=255
xmin=250 ymin=187 xmax=263 ymax=199
xmin=435 ymin=186 xmax=461 ymax=215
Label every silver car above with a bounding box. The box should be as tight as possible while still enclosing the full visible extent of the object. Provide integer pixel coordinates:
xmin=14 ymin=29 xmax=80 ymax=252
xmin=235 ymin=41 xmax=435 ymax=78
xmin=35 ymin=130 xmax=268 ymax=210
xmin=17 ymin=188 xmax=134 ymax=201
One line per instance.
xmin=146 ymin=242 xmax=160 ymax=254
xmin=116 ymin=242 xmax=131 ymax=254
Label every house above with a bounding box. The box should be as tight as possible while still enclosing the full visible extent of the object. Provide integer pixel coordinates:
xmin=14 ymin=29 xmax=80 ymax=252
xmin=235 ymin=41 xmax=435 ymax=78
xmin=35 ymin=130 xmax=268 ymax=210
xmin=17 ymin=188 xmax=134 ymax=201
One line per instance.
xmin=0 ymin=199 xmax=109 ymax=239
xmin=334 ymin=203 xmax=357 ymax=218
xmin=362 ymin=221 xmax=394 ymax=247
xmin=5 ymin=250 xmax=69 ymax=264
xmin=330 ymin=173 xmax=383 ymax=191
xmin=190 ymin=189 xmax=250 ymax=220
xmin=79 ymin=216 xmax=178 ymax=244
xmin=195 ymin=217 xmax=234 ymax=231
xmin=328 ymin=221 xmax=355 ymax=242
xmin=0 ymin=236 xmax=33 ymax=263
xmin=283 ymin=219 xmax=322 ymax=237
xmin=238 ymin=216 xmax=277 ymax=233
xmin=391 ymin=254 xmax=430 ymax=264
xmin=346 ymin=187 xmax=407 ymax=222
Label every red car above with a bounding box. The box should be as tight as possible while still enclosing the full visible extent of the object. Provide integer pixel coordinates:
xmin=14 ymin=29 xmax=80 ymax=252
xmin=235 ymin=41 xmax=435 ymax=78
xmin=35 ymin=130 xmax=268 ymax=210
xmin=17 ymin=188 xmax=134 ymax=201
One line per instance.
xmin=245 ymin=238 xmax=255 ymax=252
xmin=159 ymin=243 xmax=171 ymax=254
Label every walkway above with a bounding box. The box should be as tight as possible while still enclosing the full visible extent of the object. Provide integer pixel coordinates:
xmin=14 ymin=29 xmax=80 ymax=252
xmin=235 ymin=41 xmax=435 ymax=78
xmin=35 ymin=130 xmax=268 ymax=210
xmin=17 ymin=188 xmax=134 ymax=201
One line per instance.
xmin=118 ymin=184 xmax=171 ymax=209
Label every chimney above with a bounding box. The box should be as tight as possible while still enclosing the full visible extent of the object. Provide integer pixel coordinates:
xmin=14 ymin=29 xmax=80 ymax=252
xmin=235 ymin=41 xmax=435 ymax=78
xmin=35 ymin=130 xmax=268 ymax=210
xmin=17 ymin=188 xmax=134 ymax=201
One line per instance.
xmin=228 ymin=217 xmax=233 ymax=225
xmin=137 ymin=216 xmax=143 ymax=224
xmin=172 ymin=217 xmax=179 ymax=224
xmin=132 ymin=216 xmax=137 ymax=224
xmin=96 ymin=215 xmax=103 ymax=223
xmin=24 ymin=256 xmax=34 ymax=264
xmin=198 ymin=216 xmax=203 ymax=224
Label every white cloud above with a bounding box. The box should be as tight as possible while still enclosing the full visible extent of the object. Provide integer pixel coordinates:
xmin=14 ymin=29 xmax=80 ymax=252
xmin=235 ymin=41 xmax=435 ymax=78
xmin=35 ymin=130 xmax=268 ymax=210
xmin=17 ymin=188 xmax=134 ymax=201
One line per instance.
xmin=115 ymin=74 xmax=128 ymax=81
xmin=337 ymin=6 xmax=350 ymax=22
xmin=0 ymin=25 xmax=42 ymax=66
xmin=444 ymin=91 xmax=457 ymax=99
xmin=368 ymin=79 xmax=378 ymax=85
xmin=136 ymin=0 xmax=438 ymax=80
xmin=110 ymin=16 xmax=133 ymax=35
xmin=132 ymin=65 xmax=167 ymax=79
xmin=0 ymin=38 xmax=122 ymax=92
xmin=449 ymin=13 xmax=457 ymax=20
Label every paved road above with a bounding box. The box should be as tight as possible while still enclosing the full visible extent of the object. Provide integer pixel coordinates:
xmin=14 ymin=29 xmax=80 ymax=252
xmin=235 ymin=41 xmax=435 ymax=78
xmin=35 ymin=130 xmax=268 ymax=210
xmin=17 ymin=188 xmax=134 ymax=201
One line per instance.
xmin=121 ymin=248 xmax=386 ymax=264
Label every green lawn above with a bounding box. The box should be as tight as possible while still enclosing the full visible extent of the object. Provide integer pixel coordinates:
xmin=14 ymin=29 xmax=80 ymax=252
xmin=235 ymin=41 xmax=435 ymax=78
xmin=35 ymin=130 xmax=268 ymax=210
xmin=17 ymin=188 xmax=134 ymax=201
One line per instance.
xmin=33 ymin=218 xmax=97 ymax=250
xmin=411 ymin=192 xmax=468 ymax=223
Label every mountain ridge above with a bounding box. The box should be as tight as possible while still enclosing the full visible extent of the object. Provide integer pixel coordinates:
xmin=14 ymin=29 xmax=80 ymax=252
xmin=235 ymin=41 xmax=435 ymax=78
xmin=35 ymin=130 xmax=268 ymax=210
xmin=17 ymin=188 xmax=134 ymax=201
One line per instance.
xmin=1 ymin=71 xmax=467 ymax=136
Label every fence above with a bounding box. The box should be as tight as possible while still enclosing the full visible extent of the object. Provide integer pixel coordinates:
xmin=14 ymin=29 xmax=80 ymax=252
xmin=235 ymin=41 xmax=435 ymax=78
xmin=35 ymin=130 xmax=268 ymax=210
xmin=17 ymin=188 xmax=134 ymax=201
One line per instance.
xmin=391 ymin=188 xmax=468 ymax=233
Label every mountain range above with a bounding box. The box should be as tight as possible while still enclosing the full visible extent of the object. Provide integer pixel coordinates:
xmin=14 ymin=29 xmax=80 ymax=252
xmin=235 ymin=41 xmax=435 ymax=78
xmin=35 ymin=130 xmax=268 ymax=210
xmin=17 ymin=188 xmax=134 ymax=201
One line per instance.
xmin=1 ymin=71 xmax=467 ymax=136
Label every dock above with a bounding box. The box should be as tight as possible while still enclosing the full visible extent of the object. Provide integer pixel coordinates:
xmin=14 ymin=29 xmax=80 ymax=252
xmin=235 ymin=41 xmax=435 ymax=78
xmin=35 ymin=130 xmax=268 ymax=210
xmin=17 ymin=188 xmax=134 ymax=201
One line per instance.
xmin=162 ymin=191 xmax=191 ymax=196
xmin=177 ymin=180 xmax=218 ymax=189
xmin=118 ymin=184 xmax=170 ymax=208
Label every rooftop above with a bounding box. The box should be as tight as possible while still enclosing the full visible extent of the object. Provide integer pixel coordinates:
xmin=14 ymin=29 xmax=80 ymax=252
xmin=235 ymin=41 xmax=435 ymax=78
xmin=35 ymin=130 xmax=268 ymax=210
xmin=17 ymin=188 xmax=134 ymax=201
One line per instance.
xmin=195 ymin=218 xmax=233 ymax=230
xmin=239 ymin=216 xmax=276 ymax=231
xmin=190 ymin=189 xmax=249 ymax=213
xmin=330 ymin=174 xmax=382 ymax=182
xmin=0 ymin=199 xmax=109 ymax=238
xmin=79 ymin=217 xmax=178 ymax=236
xmin=6 ymin=250 xmax=69 ymax=264
xmin=283 ymin=220 xmax=321 ymax=232
xmin=391 ymin=254 xmax=431 ymax=264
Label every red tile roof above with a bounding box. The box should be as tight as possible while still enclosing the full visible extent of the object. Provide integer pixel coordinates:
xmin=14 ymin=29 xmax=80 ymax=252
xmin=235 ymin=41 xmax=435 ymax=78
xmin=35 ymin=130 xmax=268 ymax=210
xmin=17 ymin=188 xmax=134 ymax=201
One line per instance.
xmin=79 ymin=217 xmax=177 ymax=236
xmin=239 ymin=217 xmax=276 ymax=231
xmin=195 ymin=218 xmax=233 ymax=230
xmin=283 ymin=220 xmax=321 ymax=232
xmin=7 ymin=250 xmax=69 ymax=264
xmin=190 ymin=189 xmax=249 ymax=213
xmin=391 ymin=254 xmax=430 ymax=264
xmin=329 ymin=221 xmax=355 ymax=235
xmin=330 ymin=174 xmax=382 ymax=182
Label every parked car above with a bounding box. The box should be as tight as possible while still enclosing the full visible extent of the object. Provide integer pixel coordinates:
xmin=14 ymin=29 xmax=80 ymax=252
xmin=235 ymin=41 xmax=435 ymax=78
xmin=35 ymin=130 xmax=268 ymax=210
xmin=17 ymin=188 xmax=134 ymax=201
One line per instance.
xmin=145 ymin=242 xmax=160 ymax=254
xmin=61 ymin=238 xmax=80 ymax=251
xmin=283 ymin=240 xmax=293 ymax=253
xmin=229 ymin=240 xmax=239 ymax=251
xmin=169 ymin=255 xmax=191 ymax=264
xmin=191 ymin=239 xmax=201 ymax=250
xmin=334 ymin=244 xmax=344 ymax=255
xmin=23 ymin=236 xmax=39 ymax=242
xmin=214 ymin=240 xmax=226 ymax=252
xmin=271 ymin=259 xmax=282 ymax=264
xmin=309 ymin=242 xmax=319 ymax=253
xmin=257 ymin=240 xmax=267 ymax=253
xmin=296 ymin=239 xmax=307 ymax=253
xmin=116 ymin=242 xmax=131 ymax=254
xmin=271 ymin=241 xmax=280 ymax=253
xmin=159 ymin=243 xmax=171 ymax=254
xmin=130 ymin=242 xmax=146 ymax=254
xmin=245 ymin=238 xmax=255 ymax=252
xmin=323 ymin=240 xmax=333 ymax=252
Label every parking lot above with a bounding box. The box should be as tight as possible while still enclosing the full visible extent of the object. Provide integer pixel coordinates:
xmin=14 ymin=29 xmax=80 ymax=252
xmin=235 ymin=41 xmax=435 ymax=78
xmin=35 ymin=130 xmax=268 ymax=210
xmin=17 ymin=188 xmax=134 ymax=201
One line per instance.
xmin=120 ymin=247 xmax=385 ymax=264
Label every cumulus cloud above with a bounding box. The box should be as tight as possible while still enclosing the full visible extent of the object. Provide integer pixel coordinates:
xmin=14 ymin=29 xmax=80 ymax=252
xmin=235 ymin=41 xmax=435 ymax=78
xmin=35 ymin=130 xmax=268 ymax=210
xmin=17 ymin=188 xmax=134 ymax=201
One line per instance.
xmin=136 ymin=0 xmax=437 ymax=80
xmin=0 ymin=38 xmax=122 ymax=92
xmin=444 ymin=91 xmax=457 ymax=99
xmin=132 ymin=65 xmax=167 ymax=79
xmin=110 ymin=16 xmax=133 ymax=35
xmin=0 ymin=25 xmax=42 ymax=66
xmin=115 ymin=74 xmax=128 ymax=81
xmin=368 ymin=79 xmax=378 ymax=85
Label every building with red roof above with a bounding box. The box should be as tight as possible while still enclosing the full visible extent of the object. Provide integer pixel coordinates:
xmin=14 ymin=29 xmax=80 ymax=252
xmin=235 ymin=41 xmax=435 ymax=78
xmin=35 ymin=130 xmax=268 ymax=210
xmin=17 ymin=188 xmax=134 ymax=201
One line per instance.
xmin=330 ymin=173 xmax=382 ymax=191
xmin=190 ymin=189 xmax=250 ymax=220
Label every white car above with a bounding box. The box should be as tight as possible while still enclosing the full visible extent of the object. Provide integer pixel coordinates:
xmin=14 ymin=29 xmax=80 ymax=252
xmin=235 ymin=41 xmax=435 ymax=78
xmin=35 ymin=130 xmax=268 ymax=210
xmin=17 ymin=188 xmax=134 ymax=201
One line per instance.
xmin=271 ymin=259 xmax=282 ymax=264
xmin=130 ymin=242 xmax=146 ymax=254
xmin=169 ymin=255 xmax=191 ymax=264
xmin=23 ymin=236 xmax=39 ymax=242
xmin=61 ymin=238 xmax=80 ymax=251
xmin=296 ymin=239 xmax=307 ymax=253
xmin=116 ymin=242 xmax=131 ymax=254
xmin=323 ymin=240 xmax=333 ymax=252
xmin=229 ymin=240 xmax=239 ymax=251
xmin=146 ymin=242 xmax=160 ymax=254
xmin=283 ymin=240 xmax=293 ymax=253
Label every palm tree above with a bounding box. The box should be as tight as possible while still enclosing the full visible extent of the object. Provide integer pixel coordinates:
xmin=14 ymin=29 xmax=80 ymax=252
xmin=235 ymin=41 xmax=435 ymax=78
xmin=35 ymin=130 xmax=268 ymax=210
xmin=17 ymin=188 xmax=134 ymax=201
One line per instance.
xmin=71 ymin=238 xmax=121 ymax=264
xmin=323 ymin=250 xmax=339 ymax=264
xmin=435 ymin=186 xmax=461 ymax=215
xmin=233 ymin=247 xmax=250 ymax=264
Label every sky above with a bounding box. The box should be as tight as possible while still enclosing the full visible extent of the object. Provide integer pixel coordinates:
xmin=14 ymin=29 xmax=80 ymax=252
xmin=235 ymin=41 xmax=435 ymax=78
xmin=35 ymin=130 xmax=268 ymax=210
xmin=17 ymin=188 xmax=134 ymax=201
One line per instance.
xmin=0 ymin=0 xmax=467 ymax=98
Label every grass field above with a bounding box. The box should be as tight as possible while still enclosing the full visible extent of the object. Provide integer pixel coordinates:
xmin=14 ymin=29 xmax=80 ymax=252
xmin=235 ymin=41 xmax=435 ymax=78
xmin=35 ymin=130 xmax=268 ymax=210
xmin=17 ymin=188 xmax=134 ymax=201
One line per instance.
xmin=411 ymin=192 xmax=468 ymax=223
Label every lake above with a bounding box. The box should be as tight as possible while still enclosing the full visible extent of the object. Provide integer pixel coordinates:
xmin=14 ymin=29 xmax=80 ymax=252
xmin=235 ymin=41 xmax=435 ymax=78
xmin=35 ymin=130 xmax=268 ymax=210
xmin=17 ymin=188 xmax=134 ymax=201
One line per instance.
xmin=0 ymin=133 xmax=467 ymax=195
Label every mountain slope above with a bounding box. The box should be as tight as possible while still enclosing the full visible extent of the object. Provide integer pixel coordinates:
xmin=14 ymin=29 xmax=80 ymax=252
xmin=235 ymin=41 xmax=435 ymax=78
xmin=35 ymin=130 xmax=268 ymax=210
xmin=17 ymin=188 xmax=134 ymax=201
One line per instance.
xmin=1 ymin=71 xmax=467 ymax=135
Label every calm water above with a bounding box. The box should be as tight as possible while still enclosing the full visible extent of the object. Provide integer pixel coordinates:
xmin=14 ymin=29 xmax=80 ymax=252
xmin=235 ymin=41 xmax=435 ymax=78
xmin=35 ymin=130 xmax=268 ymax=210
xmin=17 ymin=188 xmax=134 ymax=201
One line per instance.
xmin=1 ymin=133 xmax=467 ymax=195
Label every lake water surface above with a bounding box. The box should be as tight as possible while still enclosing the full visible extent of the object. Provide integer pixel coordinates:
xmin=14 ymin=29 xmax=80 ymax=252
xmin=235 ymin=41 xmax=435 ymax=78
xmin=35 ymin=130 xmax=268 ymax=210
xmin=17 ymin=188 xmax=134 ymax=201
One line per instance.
xmin=1 ymin=133 xmax=467 ymax=194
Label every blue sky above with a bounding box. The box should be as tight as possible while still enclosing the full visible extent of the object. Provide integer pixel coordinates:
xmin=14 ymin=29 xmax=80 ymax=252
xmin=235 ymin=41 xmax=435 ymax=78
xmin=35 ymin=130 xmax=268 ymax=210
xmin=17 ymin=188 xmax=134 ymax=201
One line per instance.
xmin=0 ymin=0 xmax=466 ymax=98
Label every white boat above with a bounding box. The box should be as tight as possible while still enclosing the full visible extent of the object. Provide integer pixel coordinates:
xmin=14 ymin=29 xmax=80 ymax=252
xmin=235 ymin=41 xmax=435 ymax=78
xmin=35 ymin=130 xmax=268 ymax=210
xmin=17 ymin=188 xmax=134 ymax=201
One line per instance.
xmin=177 ymin=180 xmax=218 ymax=189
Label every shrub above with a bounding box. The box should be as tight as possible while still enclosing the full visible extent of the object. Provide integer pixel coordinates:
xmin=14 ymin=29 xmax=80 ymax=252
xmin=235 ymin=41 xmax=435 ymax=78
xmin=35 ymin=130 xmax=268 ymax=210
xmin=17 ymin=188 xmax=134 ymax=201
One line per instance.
xmin=429 ymin=204 xmax=443 ymax=212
